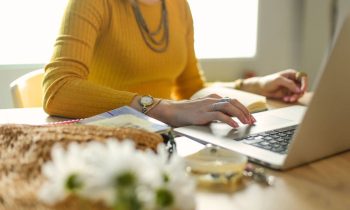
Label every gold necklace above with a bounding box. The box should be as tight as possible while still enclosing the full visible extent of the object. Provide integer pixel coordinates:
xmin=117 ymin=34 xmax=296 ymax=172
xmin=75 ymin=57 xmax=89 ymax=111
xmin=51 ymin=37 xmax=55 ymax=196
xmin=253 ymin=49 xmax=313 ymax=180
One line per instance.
xmin=131 ymin=0 xmax=169 ymax=52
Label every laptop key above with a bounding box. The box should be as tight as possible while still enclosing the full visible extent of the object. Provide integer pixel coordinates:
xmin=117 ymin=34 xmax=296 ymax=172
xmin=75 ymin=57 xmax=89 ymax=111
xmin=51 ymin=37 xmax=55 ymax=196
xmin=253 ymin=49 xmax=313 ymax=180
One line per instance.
xmin=268 ymin=140 xmax=277 ymax=144
xmin=242 ymin=125 xmax=297 ymax=154
xmin=262 ymin=145 xmax=272 ymax=150
xmin=260 ymin=141 xmax=270 ymax=146
xmin=272 ymin=147 xmax=285 ymax=153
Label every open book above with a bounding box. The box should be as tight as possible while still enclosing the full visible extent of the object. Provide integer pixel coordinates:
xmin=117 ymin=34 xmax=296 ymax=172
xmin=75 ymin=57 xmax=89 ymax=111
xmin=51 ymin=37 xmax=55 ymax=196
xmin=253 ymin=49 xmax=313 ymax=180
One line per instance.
xmin=191 ymin=86 xmax=268 ymax=113
xmin=79 ymin=106 xmax=171 ymax=134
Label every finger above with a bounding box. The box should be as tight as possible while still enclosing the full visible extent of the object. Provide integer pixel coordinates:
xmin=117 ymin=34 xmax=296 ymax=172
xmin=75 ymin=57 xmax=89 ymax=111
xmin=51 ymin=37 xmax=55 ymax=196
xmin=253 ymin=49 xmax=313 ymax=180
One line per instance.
xmin=300 ymin=76 xmax=308 ymax=92
xmin=207 ymin=111 xmax=239 ymax=128
xmin=292 ymin=71 xmax=308 ymax=92
xmin=229 ymin=98 xmax=256 ymax=123
xmin=281 ymin=69 xmax=298 ymax=79
xmin=283 ymin=95 xmax=295 ymax=103
xmin=282 ymin=95 xmax=290 ymax=102
xmin=289 ymin=93 xmax=304 ymax=102
xmin=206 ymin=93 xmax=222 ymax=99
xmin=276 ymin=77 xmax=301 ymax=94
xmin=267 ymin=86 xmax=291 ymax=99
xmin=215 ymin=97 xmax=256 ymax=123
xmin=268 ymin=89 xmax=287 ymax=100
xmin=195 ymin=93 xmax=221 ymax=100
xmin=213 ymin=102 xmax=251 ymax=125
xmin=283 ymin=91 xmax=304 ymax=103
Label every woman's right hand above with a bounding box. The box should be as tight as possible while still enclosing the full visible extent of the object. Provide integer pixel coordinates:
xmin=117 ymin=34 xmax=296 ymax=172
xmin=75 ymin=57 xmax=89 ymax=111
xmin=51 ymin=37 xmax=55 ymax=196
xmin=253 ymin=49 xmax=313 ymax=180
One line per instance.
xmin=148 ymin=94 xmax=256 ymax=128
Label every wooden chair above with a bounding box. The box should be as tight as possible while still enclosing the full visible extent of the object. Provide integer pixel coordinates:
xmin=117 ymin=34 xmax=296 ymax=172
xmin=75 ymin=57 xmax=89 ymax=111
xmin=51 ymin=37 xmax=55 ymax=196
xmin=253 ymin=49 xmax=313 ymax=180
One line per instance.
xmin=10 ymin=69 xmax=44 ymax=108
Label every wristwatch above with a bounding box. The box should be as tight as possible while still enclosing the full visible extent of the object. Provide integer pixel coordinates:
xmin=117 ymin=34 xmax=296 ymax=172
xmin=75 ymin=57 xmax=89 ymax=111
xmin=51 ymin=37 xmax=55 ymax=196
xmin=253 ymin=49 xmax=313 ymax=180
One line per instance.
xmin=139 ymin=95 xmax=154 ymax=113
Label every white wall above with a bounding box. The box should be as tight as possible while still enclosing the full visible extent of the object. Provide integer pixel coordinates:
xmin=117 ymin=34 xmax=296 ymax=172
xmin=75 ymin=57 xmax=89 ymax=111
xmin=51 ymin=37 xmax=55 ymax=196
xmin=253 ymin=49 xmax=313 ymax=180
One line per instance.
xmin=202 ymin=0 xmax=350 ymax=90
xmin=200 ymin=0 xmax=304 ymax=82
xmin=300 ymin=0 xmax=333 ymax=89
xmin=300 ymin=0 xmax=350 ymax=89
xmin=1 ymin=0 xmax=350 ymax=109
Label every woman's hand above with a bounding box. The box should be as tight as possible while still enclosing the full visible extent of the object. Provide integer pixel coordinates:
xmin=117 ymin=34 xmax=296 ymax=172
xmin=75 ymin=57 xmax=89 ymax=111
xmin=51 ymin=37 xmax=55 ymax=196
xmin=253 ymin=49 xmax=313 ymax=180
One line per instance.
xmin=241 ymin=69 xmax=308 ymax=103
xmin=148 ymin=94 xmax=256 ymax=128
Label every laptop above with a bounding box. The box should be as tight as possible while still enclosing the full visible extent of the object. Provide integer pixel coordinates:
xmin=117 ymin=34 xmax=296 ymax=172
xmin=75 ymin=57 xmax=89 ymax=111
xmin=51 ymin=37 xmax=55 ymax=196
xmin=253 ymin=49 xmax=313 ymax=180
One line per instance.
xmin=174 ymin=15 xmax=350 ymax=170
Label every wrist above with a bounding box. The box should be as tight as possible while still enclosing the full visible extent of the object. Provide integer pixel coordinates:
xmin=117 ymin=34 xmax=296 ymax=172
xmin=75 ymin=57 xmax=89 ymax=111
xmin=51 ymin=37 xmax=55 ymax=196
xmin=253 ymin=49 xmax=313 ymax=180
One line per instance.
xmin=240 ymin=77 xmax=262 ymax=94
xmin=147 ymin=99 xmax=173 ymax=125
xmin=233 ymin=79 xmax=244 ymax=90
xmin=131 ymin=95 xmax=161 ymax=114
xmin=144 ymin=99 xmax=162 ymax=114
xmin=131 ymin=95 xmax=142 ymax=112
xmin=130 ymin=95 xmax=173 ymax=125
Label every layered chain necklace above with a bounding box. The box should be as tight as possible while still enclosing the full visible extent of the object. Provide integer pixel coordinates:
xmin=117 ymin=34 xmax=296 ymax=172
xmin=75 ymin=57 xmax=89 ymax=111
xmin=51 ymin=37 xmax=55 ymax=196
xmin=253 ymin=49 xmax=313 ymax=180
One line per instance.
xmin=130 ymin=0 xmax=169 ymax=52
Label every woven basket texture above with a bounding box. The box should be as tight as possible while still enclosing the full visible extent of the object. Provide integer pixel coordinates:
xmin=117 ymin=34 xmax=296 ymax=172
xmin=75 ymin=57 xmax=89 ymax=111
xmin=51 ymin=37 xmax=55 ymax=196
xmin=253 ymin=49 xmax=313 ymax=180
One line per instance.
xmin=0 ymin=124 xmax=163 ymax=210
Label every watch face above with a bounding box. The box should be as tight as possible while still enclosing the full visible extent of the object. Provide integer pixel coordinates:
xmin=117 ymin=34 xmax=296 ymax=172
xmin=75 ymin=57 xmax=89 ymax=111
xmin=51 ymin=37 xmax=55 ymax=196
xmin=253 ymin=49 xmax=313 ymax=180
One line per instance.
xmin=140 ymin=95 xmax=154 ymax=106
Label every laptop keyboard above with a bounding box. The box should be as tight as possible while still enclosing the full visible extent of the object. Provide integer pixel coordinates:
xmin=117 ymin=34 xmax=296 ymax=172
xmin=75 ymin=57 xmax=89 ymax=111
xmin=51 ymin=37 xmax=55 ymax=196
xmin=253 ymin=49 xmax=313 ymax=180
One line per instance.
xmin=235 ymin=125 xmax=297 ymax=154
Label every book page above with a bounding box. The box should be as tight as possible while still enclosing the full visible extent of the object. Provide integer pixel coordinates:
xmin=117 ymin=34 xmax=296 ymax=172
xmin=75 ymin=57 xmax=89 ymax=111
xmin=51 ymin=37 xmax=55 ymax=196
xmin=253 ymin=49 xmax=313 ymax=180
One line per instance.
xmin=191 ymin=86 xmax=267 ymax=113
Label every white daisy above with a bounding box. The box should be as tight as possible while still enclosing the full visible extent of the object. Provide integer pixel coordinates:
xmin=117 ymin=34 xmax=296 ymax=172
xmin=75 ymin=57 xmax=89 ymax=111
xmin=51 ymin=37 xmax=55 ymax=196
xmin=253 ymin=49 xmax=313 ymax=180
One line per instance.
xmin=38 ymin=142 xmax=89 ymax=205
xmin=78 ymin=139 xmax=153 ymax=206
xmin=38 ymin=138 xmax=196 ymax=210
xmin=140 ymin=145 xmax=196 ymax=210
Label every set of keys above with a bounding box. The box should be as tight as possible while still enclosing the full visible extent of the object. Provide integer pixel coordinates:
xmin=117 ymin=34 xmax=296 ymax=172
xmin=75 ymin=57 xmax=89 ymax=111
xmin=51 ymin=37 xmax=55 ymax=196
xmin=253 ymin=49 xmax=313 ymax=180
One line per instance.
xmin=243 ymin=163 xmax=275 ymax=186
xmin=205 ymin=163 xmax=275 ymax=186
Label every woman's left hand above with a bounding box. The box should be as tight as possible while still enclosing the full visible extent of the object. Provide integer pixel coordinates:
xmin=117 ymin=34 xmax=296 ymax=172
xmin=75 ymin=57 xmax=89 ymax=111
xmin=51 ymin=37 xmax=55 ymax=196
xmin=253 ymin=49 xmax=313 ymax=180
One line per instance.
xmin=242 ymin=69 xmax=308 ymax=103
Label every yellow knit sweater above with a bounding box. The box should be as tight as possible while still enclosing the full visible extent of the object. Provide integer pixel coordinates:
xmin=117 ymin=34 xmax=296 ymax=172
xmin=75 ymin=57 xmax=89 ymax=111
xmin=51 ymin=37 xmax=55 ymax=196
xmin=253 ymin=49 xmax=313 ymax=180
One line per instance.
xmin=43 ymin=0 xmax=205 ymax=118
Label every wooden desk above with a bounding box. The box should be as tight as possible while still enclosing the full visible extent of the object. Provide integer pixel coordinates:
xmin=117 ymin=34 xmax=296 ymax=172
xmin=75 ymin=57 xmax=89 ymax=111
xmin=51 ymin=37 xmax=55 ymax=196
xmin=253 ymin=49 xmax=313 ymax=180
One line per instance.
xmin=1 ymin=96 xmax=349 ymax=210
xmin=176 ymin=137 xmax=350 ymax=210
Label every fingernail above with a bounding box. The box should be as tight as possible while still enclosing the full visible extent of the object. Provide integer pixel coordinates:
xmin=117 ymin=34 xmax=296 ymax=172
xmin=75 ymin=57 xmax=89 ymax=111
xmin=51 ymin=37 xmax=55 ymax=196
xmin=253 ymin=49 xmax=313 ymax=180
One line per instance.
xmin=247 ymin=119 xmax=252 ymax=125
xmin=247 ymin=116 xmax=253 ymax=124
xmin=251 ymin=116 xmax=256 ymax=122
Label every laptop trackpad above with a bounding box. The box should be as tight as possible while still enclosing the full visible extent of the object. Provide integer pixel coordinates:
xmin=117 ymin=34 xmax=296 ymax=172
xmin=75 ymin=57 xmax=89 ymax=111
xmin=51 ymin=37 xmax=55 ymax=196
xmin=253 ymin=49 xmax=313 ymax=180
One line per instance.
xmin=210 ymin=114 xmax=296 ymax=139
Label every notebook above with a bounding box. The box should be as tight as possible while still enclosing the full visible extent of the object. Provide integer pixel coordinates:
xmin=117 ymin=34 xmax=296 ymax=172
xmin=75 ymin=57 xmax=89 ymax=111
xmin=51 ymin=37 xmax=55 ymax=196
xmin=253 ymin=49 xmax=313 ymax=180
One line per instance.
xmin=174 ymin=15 xmax=350 ymax=170
xmin=48 ymin=106 xmax=171 ymax=134
xmin=79 ymin=106 xmax=171 ymax=134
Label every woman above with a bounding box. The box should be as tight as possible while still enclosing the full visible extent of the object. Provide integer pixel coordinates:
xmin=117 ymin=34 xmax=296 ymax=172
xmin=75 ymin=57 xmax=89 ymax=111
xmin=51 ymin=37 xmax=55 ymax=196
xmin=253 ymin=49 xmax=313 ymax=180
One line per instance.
xmin=43 ymin=0 xmax=307 ymax=128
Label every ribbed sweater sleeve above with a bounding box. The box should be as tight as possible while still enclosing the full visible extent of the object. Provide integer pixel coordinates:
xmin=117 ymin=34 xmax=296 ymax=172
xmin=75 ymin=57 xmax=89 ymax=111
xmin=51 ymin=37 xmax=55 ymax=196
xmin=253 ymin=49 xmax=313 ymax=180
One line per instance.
xmin=43 ymin=0 xmax=137 ymax=118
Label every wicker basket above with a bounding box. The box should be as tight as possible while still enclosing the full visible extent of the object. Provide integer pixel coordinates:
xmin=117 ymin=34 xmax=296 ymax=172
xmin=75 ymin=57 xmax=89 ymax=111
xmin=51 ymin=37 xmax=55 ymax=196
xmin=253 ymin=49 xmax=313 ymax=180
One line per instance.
xmin=0 ymin=124 xmax=164 ymax=210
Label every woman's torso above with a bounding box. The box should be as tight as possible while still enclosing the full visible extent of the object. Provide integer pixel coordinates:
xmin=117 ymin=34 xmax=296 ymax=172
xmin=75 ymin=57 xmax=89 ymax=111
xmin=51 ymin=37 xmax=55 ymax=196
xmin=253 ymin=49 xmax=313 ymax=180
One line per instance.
xmin=89 ymin=0 xmax=190 ymax=99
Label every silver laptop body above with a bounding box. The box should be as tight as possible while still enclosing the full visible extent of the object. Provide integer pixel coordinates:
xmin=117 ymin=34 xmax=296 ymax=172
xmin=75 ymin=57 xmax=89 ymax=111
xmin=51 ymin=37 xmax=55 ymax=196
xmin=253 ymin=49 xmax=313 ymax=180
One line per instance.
xmin=174 ymin=16 xmax=350 ymax=170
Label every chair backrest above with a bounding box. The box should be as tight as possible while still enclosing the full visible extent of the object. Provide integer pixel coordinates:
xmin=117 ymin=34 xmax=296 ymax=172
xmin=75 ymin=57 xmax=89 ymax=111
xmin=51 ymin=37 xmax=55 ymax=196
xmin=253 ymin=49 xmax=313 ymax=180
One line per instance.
xmin=10 ymin=69 xmax=44 ymax=108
